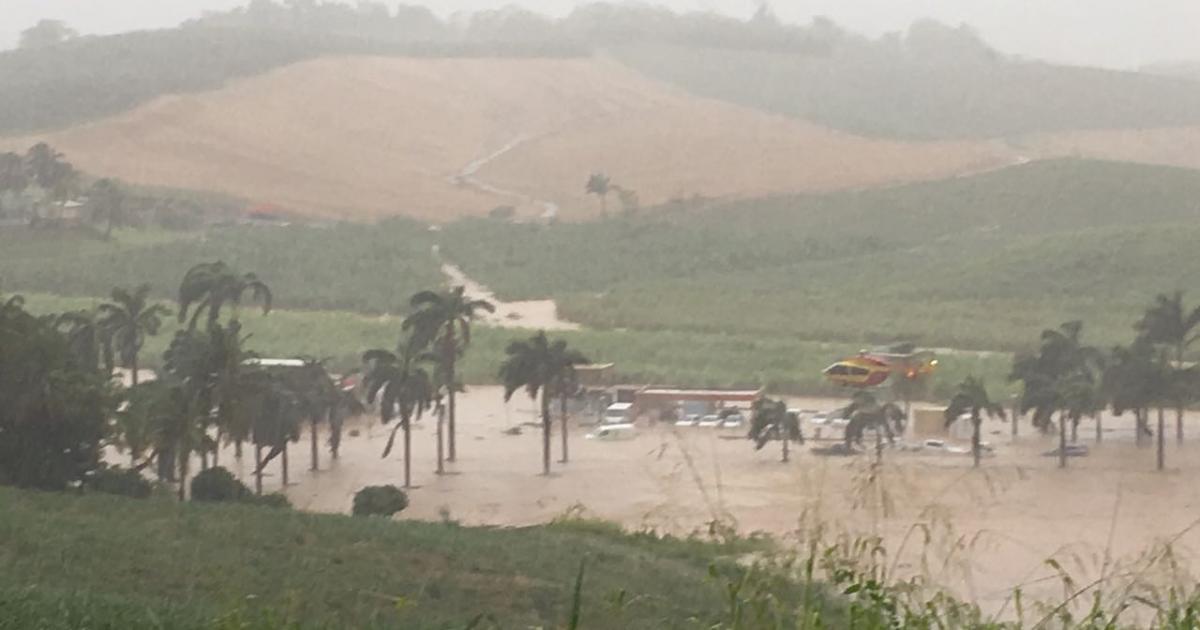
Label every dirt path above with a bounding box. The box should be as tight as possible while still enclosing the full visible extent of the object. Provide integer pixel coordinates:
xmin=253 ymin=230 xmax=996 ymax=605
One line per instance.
xmin=450 ymin=134 xmax=560 ymax=221
xmin=440 ymin=261 xmax=580 ymax=331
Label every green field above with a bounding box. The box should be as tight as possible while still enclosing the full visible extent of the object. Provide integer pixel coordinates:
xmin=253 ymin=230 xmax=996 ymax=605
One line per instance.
xmin=0 ymin=486 xmax=798 ymax=629
xmin=441 ymin=160 xmax=1200 ymax=352
xmin=611 ymin=42 xmax=1200 ymax=139
xmin=6 ymin=159 xmax=1200 ymax=395
xmin=0 ymin=219 xmax=443 ymax=314
xmin=19 ymin=294 xmax=1012 ymax=399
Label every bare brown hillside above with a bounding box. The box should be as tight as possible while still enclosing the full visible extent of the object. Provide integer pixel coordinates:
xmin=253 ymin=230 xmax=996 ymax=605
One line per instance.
xmin=4 ymin=56 xmax=1013 ymax=221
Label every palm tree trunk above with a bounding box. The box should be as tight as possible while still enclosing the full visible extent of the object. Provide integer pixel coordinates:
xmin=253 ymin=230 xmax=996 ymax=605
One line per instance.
xmin=1010 ymin=399 xmax=1019 ymax=441
xmin=542 ymin=392 xmax=552 ymax=476
xmin=560 ymin=392 xmax=569 ymax=464
xmin=131 ymin=352 xmax=139 ymax=387
xmin=973 ymin=415 xmax=981 ymax=468
xmin=1058 ymin=413 xmax=1067 ymax=469
xmin=1095 ymin=412 xmax=1102 ymax=444
xmin=213 ymin=430 xmax=220 ymax=467
xmin=1178 ymin=345 xmax=1186 ymax=445
xmin=200 ymin=449 xmax=209 ymax=471
xmin=281 ymin=442 xmax=289 ymax=487
xmin=1070 ymin=417 xmax=1078 ymax=443
xmin=403 ymin=414 xmax=412 ymax=488
xmin=177 ymin=444 xmax=189 ymax=501
xmin=254 ymin=443 xmax=263 ymax=495
xmin=1158 ymin=406 xmax=1166 ymax=471
xmin=781 ymin=424 xmax=790 ymax=463
xmin=331 ymin=408 xmax=341 ymax=460
xmin=235 ymin=439 xmax=243 ymax=460
xmin=436 ymin=403 xmax=445 ymax=475
xmin=874 ymin=425 xmax=883 ymax=465
xmin=1136 ymin=409 xmax=1146 ymax=447
xmin=446 ymin=336 xmax=458 ymax=462
xmin=310 ymin=417 xmax=319 ymax=472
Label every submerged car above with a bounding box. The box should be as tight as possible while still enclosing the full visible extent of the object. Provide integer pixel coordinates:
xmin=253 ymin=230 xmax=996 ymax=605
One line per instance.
xmin=586 ymin=423 xmax=637 ymax=441
xmin=1042 ymin=444 xmax=1089 ymax=458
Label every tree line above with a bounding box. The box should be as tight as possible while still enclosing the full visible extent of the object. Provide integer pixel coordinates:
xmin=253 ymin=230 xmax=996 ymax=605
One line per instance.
xmin=0 ymin=142 xmax=238 ymax=232
xmin=0 ymin=260 xmax=590 ymax=502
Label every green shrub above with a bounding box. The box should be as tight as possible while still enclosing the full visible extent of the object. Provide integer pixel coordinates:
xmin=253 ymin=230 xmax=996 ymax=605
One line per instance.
xmin=84 ymin=466 xmax=153 ymax=499
xmin=352 ymin=485 xmax=408 ymax=517
xmin=189 ymin=467 xmax=250 ymax=503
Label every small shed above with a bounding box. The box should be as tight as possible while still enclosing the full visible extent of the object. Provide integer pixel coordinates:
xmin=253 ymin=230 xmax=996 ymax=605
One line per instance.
xmin=575 ymin=363 xmax=616 ymax=389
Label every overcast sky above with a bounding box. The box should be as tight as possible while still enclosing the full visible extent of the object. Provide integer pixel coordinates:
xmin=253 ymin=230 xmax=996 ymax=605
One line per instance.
xmin=5 ymin=0 xmax=1199 ymax=70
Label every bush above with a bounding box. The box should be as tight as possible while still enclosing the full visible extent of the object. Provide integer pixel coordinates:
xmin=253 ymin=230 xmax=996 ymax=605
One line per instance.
xmin=352 ymin=485 xmax=408 ymax=517
xmin=84 ymin=466 xmax=153 ymax=499
xmin=189 ymin=467 xmax=250 ymax=502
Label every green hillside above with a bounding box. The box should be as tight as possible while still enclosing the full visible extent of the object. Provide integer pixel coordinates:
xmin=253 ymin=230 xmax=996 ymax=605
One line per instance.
xmin=5 ymin=159 xmax=1200 ymax=357
xmin=0 ymin=486 xmax=801 ymax=629
xmin=612 ymin=41 xmax=1200 ymax=139
xmin=441 ymin=159 xmax=1200 ymax=351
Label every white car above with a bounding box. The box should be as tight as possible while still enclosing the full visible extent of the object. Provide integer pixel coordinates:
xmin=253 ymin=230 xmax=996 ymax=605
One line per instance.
xmin=697 ymin=414 xmax=723 ymax=428
xmin=674 ymin=416 xmax=698 ymax=427
xmin=720 ymin=413 xmax=745 ymax=429
xmin=809 ymin=412 xmax=830 ymax=426
xmin=586 ymin=423 xmax=637 ymax=441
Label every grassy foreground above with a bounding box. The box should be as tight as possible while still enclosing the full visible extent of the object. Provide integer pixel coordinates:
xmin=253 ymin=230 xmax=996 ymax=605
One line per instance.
xmin=0 ymin=486 xmax=792 ymax=629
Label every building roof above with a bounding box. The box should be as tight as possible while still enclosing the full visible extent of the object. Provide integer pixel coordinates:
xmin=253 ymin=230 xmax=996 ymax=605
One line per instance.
xmin=637 ymin=388 xmax=764 ymax=401
xmin=244 ymin=358 xmax=307 ymax=367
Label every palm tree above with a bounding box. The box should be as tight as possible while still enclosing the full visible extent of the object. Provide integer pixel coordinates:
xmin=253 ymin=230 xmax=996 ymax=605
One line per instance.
xmin=585 ymin=172 xmax=612 ymax=217
xmin=364 ymin=343 xmax=434 ymax=488
xmin=55 ymin=309 xmax=113 ymax=375
xmin=1135 ymin=291 xmax=1200 ymax=444
xmin=840 ymin=390 xmax=905 ymax=460
xmin=98 ymin=284 xmax=170 ymax=387
xmin=748 ymin=397 xmax=804 ymax=462
xmin=248 ymin=372 xmax=303 ymax=494
xmin=403 ymin=286 xmax=493 ymax=462
xmin=944 ymin=376 xmax=1006 ymax=468
xmin=499 ymin=331 xmax=584 ymax=475
xmin=1009 ymin=321 xmax=1103 ymax=468
xmin=177 ymin=261 xmax=272 ymax=330
xmin=119 ymin=380 xmax=176 ymax=469
xmin=162 ymin=329 xmax=220 ymax=499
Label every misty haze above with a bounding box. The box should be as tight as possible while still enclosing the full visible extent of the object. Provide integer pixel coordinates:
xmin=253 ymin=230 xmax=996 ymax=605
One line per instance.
xmin=3 ymin=2 xmax=1200 ymax=628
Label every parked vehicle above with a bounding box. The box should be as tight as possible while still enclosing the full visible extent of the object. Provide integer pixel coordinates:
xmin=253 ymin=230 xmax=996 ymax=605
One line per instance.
xmin=602 ymin=402 xmax=633 ymax=425
xmin=697 ymin=414 xmax=722 ymax=428
xmin=720 ymin=413 xmax=745 ymax=429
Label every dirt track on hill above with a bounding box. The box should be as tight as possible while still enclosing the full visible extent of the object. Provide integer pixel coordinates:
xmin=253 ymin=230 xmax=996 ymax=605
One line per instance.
xmin=2 ymin=56 xmax=1012 ymax=221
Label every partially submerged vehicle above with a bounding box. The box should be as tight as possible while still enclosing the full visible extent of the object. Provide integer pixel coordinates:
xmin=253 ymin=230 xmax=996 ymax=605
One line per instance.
xmin=586 ymin=423 xmax=637 ymax=441
xmin=1042 ymin=444 xmax=1089 ymax=458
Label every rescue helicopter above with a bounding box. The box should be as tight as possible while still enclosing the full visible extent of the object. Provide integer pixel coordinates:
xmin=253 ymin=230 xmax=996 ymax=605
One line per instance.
xmin=822 ymin=344 xmax=938 ymax=389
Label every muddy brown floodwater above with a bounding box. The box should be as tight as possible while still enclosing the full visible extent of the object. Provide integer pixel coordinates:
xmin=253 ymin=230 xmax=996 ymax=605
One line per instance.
xmin=187 ymin=387 xmax=1200 ymax=618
